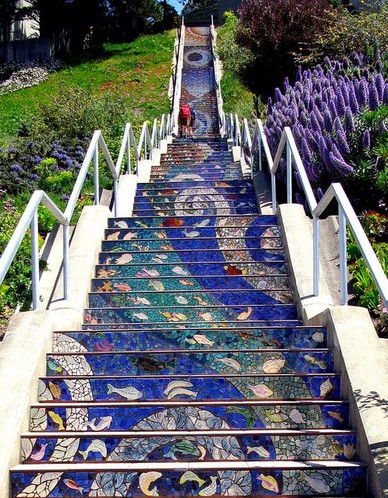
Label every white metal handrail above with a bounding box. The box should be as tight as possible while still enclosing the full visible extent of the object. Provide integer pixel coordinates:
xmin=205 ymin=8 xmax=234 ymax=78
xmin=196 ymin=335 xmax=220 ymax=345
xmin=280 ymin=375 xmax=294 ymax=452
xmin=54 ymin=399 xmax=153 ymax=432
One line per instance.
xmin=0 ymin=191 xmax=67 ymax=310
xmin=210 ymin=18 xmax=226 ymax=137
xmin=229 ymin=114 xmax=387 ymax=307
xmin=115 ymin=122 xmax=140 ymax=178
xmin=0 ymin=128 xmax=118 ymax=309
xmin=171 ymin=19 xmax=185 ymax=135
xmin=313 ymin=183 xmax=388 ymax=306
xmin=137 ymin=121 xmax=152 ymax=163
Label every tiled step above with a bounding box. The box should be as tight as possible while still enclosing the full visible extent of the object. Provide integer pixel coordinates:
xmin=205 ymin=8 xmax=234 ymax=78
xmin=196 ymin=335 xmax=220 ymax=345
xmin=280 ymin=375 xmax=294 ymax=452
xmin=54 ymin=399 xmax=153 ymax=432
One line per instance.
xmin=95 ymin=261 xmax=288 ymax=279
xmin=46 ymin=349 xmax=333 ymax=376
xmin=97 ymin=248 xmax=285 ymax=266
xmin=82 ymin=318 xmax=303 ymax=330
xmin=134 ymin=192 xmax=256 ymax=205
xmin=87 ymin=290 xmax=295 ymax=308
xmin=149 ymin=173 xmax=246 ymax=182
xmin=132 ymin=206 xmax=258 ymax=216
xmin=29 ymin=400 xmax=351 ymax=431
xmin=136 ymin=180 xmax=255 ymax=192
xmin=38 ymin=373 xmax=341 ymax=402
xmin=11 ymin=460 xmax=367 ymax=497
xmin=135 ymin=188 xmax=255 ymax=202
xmin=105 ymin=225 xmax=279 ymax=240
xmin=53 ymin=326 xmax=328 ymax=352
xmin=90 ymin=276 xmax=292 ymax=294
xmin=101 ymin=237 xmax=282 ymax=253
xmin=107 ymin=212 xmax=276 ymax=228
xmin=20 ymin=428 xmax=357 ymax=463
xmin=83 ymin=302 xmax=297 ymax=325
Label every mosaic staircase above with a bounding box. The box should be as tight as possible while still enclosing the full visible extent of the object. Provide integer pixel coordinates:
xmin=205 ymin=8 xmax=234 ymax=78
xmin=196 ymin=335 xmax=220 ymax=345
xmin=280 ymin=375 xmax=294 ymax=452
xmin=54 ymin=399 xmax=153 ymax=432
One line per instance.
xmin=10 ymin=26 xmax=367 ymax=497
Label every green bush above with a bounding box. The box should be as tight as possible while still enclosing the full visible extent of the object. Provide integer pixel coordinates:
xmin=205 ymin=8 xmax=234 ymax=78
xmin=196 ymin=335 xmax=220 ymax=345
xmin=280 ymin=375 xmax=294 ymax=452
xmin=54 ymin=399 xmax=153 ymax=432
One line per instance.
xmin=296 ymin=2 xmax=388 ymax=65
xmin=0 ymin=193 xmax=36 ymax=313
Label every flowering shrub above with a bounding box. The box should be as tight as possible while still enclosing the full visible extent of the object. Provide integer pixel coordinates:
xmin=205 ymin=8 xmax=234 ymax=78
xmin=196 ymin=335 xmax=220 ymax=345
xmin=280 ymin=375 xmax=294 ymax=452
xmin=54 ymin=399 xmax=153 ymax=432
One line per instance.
xmin=265 ymin=52 xmax=388 ymax=212
xmin=236 ymin=0 xmax=333 ymax=95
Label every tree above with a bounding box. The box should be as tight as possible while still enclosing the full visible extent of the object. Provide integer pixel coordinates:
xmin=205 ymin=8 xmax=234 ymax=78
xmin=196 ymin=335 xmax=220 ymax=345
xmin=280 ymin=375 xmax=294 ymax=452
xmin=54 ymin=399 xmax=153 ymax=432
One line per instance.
xmin=0 ymin=0 xmax=18 ymax=42
xmin=236 ymin=0 xmax=333 ymax=96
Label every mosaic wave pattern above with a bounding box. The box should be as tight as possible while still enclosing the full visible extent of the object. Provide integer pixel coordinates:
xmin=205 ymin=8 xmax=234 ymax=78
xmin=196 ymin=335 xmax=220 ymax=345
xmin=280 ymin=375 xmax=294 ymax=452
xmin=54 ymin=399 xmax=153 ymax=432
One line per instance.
xmin=10 ymin=25 xmax=367 ymax=497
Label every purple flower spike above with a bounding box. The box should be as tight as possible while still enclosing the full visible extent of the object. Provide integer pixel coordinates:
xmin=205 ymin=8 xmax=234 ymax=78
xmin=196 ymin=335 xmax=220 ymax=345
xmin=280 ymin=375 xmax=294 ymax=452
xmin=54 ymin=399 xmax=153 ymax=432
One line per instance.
xmin=323 ymin=110 xmax=333 ymax=133
xmin=306 ymin=128 xmax=320 ymax=154
xmin=316 ymin=187 xmax=324 ymax=200
xmin=351 ymin=52 xmax=361 ymax=66
xmin=329 ymin=152 xmax=354 ymax=175
xmin=349 ymin=84 xmax=360 ymax=114
xmin=329 ymin=99 xmax=338 ymax=119
xmin=324 ymin=56 xmax=332 ymax=70
xmin=383 ymin=84 xmax=388 ymax=105
xmin=296 ymin=66 xmax=303 ymax=83
xmin=274 ymin=88 xmax=282 ymax=103
xmin=335 ymin=92 xmax=346 ymax=116
xmin=336 ymin=128 xmax=351 ymax=155
xmin=358 ymin=78 xmax=369 ymax=108
xmin=310 ymin=111 xmax=321 ymax=133
xmin=313 ymin=106 xmax=324 ymax=128
xmin=369 ymin=80 xmax=380 ymax=110
xmin=267 ymin=97 xmax=273 ymax=115
xmin=375 ymin=156 xmax=385 ymax=172
xmin=341 ymin=84 xmax=350 ymax=106
xmin=363 ymin=129 xmax=371 ymax=149
xmin=375 ymin=73 xmax=385 ymax=101
xmin=302 ymin=138 xmax=313 ymax=163
xmin=344 ymin=107 xmax=355 ymax=134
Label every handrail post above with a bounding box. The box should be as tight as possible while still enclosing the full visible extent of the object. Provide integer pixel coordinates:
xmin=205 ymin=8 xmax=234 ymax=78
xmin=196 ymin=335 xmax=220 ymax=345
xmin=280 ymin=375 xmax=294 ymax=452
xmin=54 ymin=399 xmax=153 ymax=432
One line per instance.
xmin=31 ymin=211 xmax=39 ymax=310
xmin=313 ymin=215 xmax=320 ymax=297
xmin=271 ymin=173 xmax=277 ymax=214
xmin=286 ymin=142 xmax=292 ymax=203
xmin=127 ymin=131 xmax=131 ymax=174
xmin=63 ymin=223 xmax=70 ymax=301
xmin=93 ymin=146 xmax=99 ymax=204
xmin=339 ymin=205 xmax=348 ymax=305
xmin=258 ymin=138 xmax=262 ymax=172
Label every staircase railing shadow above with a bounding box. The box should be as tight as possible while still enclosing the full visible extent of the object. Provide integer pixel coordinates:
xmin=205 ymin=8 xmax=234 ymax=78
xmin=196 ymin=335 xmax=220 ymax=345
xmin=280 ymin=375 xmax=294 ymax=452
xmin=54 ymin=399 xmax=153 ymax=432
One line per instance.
xmin=227 ymin=114 xmax=388 ymax=308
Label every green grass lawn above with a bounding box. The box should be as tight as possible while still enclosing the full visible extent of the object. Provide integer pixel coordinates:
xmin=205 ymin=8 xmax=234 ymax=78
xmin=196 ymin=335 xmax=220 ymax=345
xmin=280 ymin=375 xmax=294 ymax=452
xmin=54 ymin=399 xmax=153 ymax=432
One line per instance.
xmin=0 ymin=31 xmax=176 ymax=145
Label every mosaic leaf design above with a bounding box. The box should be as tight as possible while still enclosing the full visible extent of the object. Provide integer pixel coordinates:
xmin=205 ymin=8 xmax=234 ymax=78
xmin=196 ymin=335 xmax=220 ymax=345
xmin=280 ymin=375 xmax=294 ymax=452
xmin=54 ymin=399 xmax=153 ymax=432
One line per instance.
xmin=50 ymin=437 xmax=80 ymax=462
xmin=21 ymin=438 xmax=35 ymax=461
xmin=16 ymin=472 xmax=63 ymax=497
xmin=89 ymin=471 xmax=136 ymax=496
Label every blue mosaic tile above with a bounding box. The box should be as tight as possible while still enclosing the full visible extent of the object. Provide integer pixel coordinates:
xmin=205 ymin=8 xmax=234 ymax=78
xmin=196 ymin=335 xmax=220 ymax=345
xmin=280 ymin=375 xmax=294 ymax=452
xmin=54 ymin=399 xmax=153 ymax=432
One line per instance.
xmin=21 ymin=430 xmax=357 ymax=464
xmin=30 ymin=402 xmax=350 ymax=432
xmin=83 ymin=302 xmax=297 ymax=325
xmin=47 ymin=350 xmax=333 ymax=376
xmin=53 ymin=326 xmax=328 ymax=352
xmin=11 ymin=466 xmax=367 ymax=496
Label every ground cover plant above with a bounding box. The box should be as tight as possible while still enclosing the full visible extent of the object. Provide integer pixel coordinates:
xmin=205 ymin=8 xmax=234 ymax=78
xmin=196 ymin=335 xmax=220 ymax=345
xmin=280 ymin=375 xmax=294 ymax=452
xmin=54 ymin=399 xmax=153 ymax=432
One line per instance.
xmin=0 ymin=31 xmax=175 ymax=328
